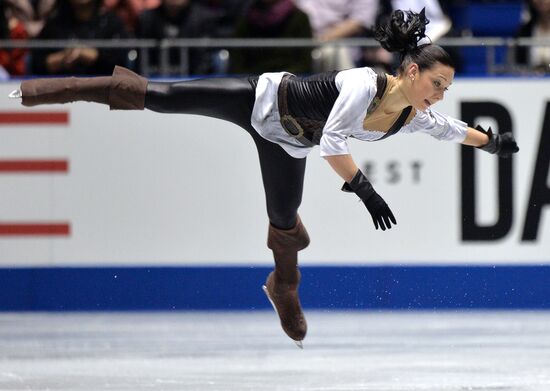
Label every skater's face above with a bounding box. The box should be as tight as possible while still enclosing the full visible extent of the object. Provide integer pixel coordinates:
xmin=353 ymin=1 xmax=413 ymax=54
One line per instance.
xmin=404 ymin=62 xmax=454 ymax=112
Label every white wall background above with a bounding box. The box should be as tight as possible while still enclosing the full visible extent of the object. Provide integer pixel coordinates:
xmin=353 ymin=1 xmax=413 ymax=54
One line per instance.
xmin=0 ymin=78 xmax=548 ymax=266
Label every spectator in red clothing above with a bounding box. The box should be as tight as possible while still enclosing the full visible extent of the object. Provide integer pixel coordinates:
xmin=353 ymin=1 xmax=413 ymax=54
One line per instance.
xmin=3 ymin=0 xmax=56 ymax=37
xmin=0 ymin=0 xmax=28 ymax=77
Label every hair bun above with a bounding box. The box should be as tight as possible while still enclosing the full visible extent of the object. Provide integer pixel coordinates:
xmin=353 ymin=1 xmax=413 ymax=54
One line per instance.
xmin=375 ymin=8 xmax=430 ymax=55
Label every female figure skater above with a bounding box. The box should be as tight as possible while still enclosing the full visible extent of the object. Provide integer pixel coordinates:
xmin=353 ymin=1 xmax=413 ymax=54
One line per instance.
xmin=10 ymin=9 xmax=519 ymax=347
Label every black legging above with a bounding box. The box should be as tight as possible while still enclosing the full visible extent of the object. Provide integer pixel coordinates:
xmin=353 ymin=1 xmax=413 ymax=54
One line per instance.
xmin=145 ymin=77 xmax=306 ymax=230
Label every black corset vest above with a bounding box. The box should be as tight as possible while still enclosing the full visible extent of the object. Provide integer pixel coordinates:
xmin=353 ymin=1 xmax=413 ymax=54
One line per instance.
xmin=278 ymin=71 xmax=340 ymax=146
xmin=276 ymin=71 xmax=412 ymax=147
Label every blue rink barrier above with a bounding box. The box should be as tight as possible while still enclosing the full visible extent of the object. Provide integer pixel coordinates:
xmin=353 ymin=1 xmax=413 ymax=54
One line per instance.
xmin=1 ymin=265 xmax=549 ymax=311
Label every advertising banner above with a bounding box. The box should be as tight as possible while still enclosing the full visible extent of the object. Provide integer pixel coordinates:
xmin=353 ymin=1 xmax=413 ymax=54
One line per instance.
xmin=0 ymin=78 xmax=548 ymax=266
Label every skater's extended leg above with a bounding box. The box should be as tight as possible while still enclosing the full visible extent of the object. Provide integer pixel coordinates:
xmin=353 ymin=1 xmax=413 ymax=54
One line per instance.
xmin=16 ymin=66 xmax=256 ymax=131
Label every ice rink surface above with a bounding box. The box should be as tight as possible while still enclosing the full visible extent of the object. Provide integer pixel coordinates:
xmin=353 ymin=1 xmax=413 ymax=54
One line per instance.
xmin=1 ymin=311 xmax=549 ymax=391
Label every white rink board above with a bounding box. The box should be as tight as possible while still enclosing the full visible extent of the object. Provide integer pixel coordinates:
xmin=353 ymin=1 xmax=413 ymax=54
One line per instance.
xmin=0 ymin=78 xmax=548 ymax=266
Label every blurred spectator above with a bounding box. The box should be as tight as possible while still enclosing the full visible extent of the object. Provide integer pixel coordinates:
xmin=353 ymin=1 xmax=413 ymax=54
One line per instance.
xmin=294 ymin=0 xmax=378 ymax=70
xmin=200 ymin=0 xmax=251 ymax=38
xmin=136 ymin=0 xmax=218 ymax=75
xmin=230 ymin=0 xmax=312 ymax=75
xmin=102 ymin=0 xmax=159 ymax=33
xmin=515 ymin=0 xmax=550 ymax=73
xmin=2 ymin=0 xmax=56 ymax=37
xmin=30 ymin=0 xmax=130 ymax=75
xmin=0 ymin=0 xmax=28 ymax=77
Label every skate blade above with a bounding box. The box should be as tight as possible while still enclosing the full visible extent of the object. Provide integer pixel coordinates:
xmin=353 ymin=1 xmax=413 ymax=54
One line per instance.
xmin=262 ymin=285 xmax=304 ymax=349
xmin=8 ymin=89 xmax=22 ymax=99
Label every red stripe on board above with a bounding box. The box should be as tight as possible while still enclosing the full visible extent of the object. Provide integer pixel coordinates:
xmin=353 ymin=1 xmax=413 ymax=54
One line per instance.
xmin=0 ymin=112 xmax=69 ymax=125
xmin=0 ymin=223 xmax=70 ymax=236
xmin=0 ymin=160 xmax=68 ymax=173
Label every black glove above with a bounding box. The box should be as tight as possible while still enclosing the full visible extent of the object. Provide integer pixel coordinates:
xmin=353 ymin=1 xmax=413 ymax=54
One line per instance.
xmin=475 ymin=125 xmax=519 ymax=158
xmin=342 ymin=170 xmax=397 ymax=231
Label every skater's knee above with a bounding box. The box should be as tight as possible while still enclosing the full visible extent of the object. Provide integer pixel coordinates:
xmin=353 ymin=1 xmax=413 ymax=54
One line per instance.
xmin=110 ymin=66 xmax=147 ymax=110
xmin=267 ymin=215 xmax=310 ymax=252
xmin=145 ymin=82 xmax=175 ymax=113
xmin=268 ymin=210 xmax=297 ymax=231
xmin=267 ymin=200 xmax=305 ymax=230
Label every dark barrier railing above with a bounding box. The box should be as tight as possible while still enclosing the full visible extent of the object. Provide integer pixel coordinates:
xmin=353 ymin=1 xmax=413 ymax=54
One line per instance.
xmin=1 ymin=37 xmax=550 ymax=76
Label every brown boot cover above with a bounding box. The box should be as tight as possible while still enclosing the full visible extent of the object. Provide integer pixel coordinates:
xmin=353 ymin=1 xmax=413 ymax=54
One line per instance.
xmin=21 ymin=76 xmax=111 ymax=107
xmin=264 ymin=215 xmax=310 ymax=342
xmin=20 ymin=66 xmax=147 ymax=110
xmin=108 ymin=66 xmax=148 ymax=110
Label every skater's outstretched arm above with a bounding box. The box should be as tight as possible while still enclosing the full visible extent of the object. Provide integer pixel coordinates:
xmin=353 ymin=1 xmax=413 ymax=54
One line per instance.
xmin=463 ymin=125 xmax=519 ymax=158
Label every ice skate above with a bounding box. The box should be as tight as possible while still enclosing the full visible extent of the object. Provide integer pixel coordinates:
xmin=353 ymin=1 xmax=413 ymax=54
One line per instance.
xmin=8 ymin=89 xmax=22 ymax=99
xmin=264 ymin=215 xmax=310 ymax=348
xmin=263 ymin=272 xmax=306 ymax=348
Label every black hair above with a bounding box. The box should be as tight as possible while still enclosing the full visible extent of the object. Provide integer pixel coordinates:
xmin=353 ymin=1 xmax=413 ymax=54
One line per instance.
xmin=375 ymin=8 xmax=454 ymax=75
